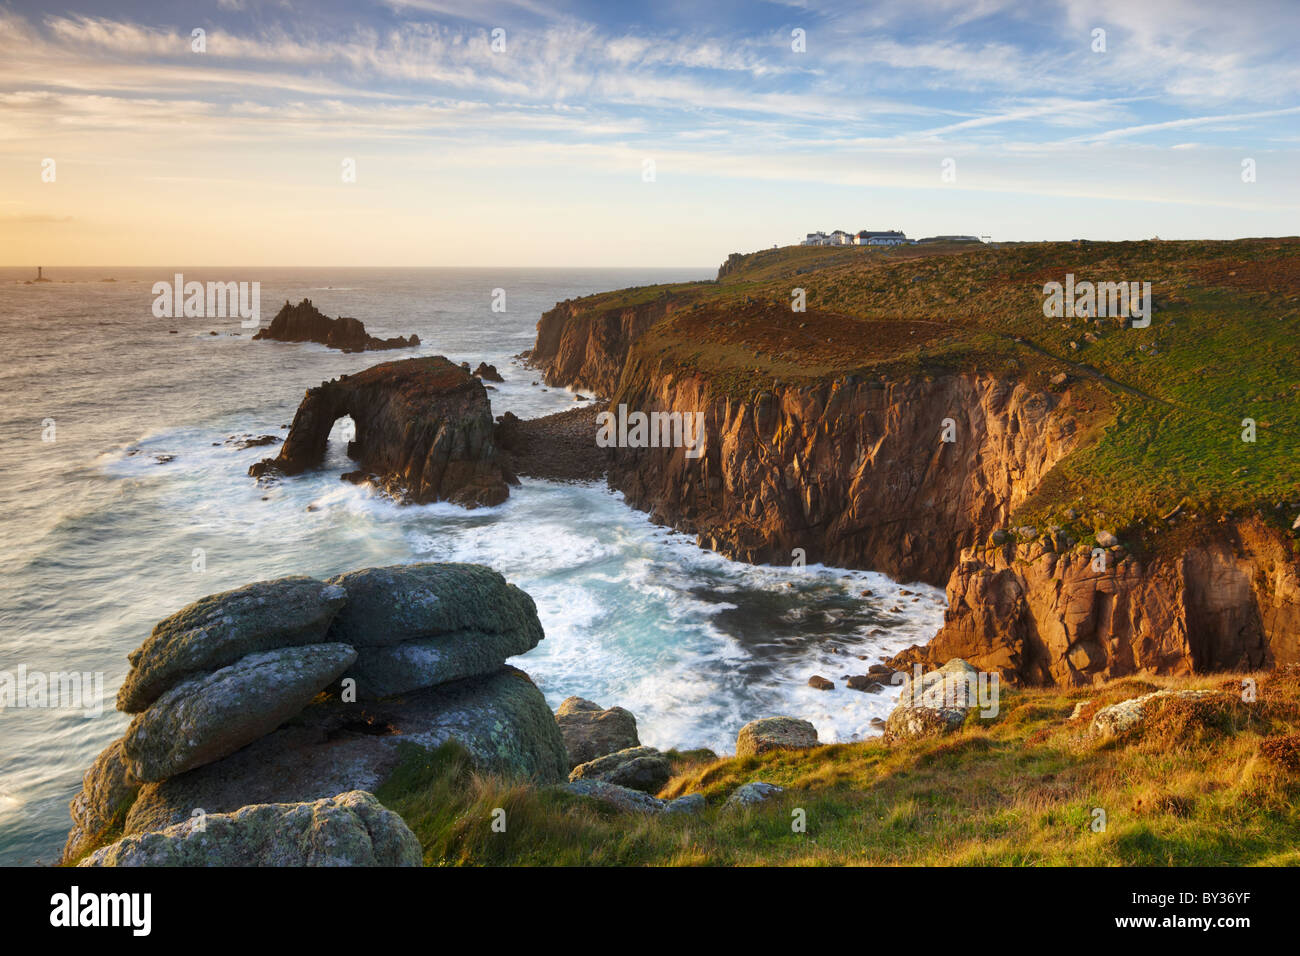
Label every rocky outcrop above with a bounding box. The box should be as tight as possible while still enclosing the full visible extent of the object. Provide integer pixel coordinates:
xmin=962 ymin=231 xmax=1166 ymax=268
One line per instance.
xmin=735 ymin=716 xmax=819 ymax=758
xmin=473 ymin=362 xmax=503 ymax=382
xmin=554 ymin=697 xmax=641 ymax=768
xmin=80 ymin=791 xmax=421 ymax=867
xmin=117 ymin=576 xmax=346 ymax=712
xmin=568 ymin=746 xmax=671 ymax=794
xmin=62 ymin=564 xmax=565 ymax=864
xmin=249 ymin=357 xmax=515 ymax=508
xmin=121 ymin=666 xmax=566 ymax=837
xmin=327 ymin=564 xmax=544 ymax=699
xmin=253 ymin=299 xmax=419 ymax=352
xmin=122 ymin=644 xmax=356 ymax=781
xmin=906 ymin=516 xmax=1300 ymax=686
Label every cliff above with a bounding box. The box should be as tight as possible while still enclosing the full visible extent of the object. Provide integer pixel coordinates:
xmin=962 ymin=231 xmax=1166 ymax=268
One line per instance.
xmin=528 ymin=239 xmax=1300 ymax=686
xmin=250 ymin=356 xmax=514 ymax=507
xmin=531 ymin=293 xmax=685 ymax=396
xmin=254 ymin=298 xmax=419 ymax=352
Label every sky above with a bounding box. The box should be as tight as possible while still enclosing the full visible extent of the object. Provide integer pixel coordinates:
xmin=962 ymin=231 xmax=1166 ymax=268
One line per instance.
xmin=1 ymin=0 xmax=1297 ymax=267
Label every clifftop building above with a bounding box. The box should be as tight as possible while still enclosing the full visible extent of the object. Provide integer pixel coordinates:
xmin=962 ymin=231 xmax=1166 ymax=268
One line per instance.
xmin=802 ymin=229 xmax=908 ymax=247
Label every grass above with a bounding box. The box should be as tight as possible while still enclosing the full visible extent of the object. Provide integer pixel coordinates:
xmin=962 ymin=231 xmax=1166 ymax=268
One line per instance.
xmin=587 ymin=238 xmax=1300 ymax=553
xmin=378 ymin=667 xmax=1300 ymax=866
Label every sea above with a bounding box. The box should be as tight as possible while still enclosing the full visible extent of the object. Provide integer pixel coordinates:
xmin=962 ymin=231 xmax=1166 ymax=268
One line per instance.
xmin=0 ymin=266 xmax=945 ymax=865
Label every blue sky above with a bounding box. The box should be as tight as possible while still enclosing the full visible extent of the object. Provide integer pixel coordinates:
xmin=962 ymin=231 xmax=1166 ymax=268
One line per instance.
xmin=1 ymin=0 xmax=1297 ymax=265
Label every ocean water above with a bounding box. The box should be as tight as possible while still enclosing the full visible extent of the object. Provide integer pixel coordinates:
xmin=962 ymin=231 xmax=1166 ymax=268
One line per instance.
xmin=0 ymin=266 xmax=945 ymax=865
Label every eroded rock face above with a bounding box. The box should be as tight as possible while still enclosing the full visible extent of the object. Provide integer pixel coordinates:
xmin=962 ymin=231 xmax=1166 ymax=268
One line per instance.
xmin=117 ymin=576 xmax=346 ymax=713
xmin=80 ymin=791 xmax=421 ymax=867
xmin=607 ymin=361 xmax=1081 ymax=588
xmin=253 ymin=299 xmax=419 ymax=352
xmin=249 ymin=357 xmax=514 ymax=508
xmin=554 ymin=697 xmax=640 ymax=768
xmin=735 ymin=716 xmax=819 ymax=758
xmin=122 ymin=644 xmax=357 ymax=782
xmin=910 ymin=517 xmax=1300 ymax=686
xmin=568 ymin=746 xmax=671 ymax=794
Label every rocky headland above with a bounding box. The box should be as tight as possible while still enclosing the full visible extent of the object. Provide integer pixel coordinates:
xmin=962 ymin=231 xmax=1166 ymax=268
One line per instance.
xmin=249 ymin=356 xmax=516 ymax=507
xmin=254 ymin=298 xmax=420 ymax=352
xmin=526 ymin=239 xmax=1300 ymax=687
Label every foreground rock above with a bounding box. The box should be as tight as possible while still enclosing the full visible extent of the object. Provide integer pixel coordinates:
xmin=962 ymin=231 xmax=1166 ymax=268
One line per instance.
xmin=1090 ymin=689 xmax=1229 ymax=737
xmin=558 ymin=781 xmax=705 ymax=815
xmin=327 ymin=564 xmax=543 ymax=698
xmin=735 ymin=717 xmax=819 ymax=758
xmin=117 ymin=576 xmax=347 ymax=713
xmin=63 ymin=564 xmax=565 ymax=863
xmin=724 ymin=781 xmax=784 ymax=809
xmin=253 ymin=299 xmax=419 ymax=352
xmin=554 ymin=697 xmax=640 ymax=768
xmin=80 ymin=791 xmax=420 ymax=867
xmin=560 ymin=780 xmax=667 ymax=813
xmin=122 ymin=644 xmax=357 ymax=782
xmin=250 ymin=357 xmax=515 ymax=507
xmin=63 ymin=741 xmax=140 ymax=864
xmin=885 ymin=659 xmax=980 ymax=741
xmin=121 ymin=666 xmax=566 ymax=837
xmin=568 ymin=746 xmax=671 ymax=794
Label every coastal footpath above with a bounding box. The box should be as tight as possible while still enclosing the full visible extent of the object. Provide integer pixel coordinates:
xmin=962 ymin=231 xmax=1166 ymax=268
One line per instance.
xmin=529 ymin=239 xmax=1300 ymax=685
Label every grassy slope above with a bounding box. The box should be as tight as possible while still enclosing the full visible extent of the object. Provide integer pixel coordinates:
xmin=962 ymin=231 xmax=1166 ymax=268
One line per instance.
xmin=572 ymin=238 xmax=1300 ymax=552
xmin=380 ymin=667 xmax=1300 ymax=866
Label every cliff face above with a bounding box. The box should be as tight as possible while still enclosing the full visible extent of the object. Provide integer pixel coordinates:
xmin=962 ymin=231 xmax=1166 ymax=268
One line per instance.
xmin=607 ymin=352 xmax=1082 ymax=587
xmin=920 ymin=517 xmax=1300 ymax=685
xmin=532 ymin=297 xmax=678 ymax=396
xmin=250 ymin=357 xmax=513 ymax=507
xmin=528 ymin=285 xmax=1299 ymax=687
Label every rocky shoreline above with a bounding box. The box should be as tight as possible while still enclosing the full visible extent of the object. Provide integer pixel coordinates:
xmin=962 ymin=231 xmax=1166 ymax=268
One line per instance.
xmin=64 ymin=564 xmax=919 ymax=864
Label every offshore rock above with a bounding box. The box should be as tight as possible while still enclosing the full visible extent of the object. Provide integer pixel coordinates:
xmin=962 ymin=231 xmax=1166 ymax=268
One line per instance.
xmin=249 ymin=357 xmax=514 ymax=507
xmin=253 ymin=298 xmax=418 ymax=352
